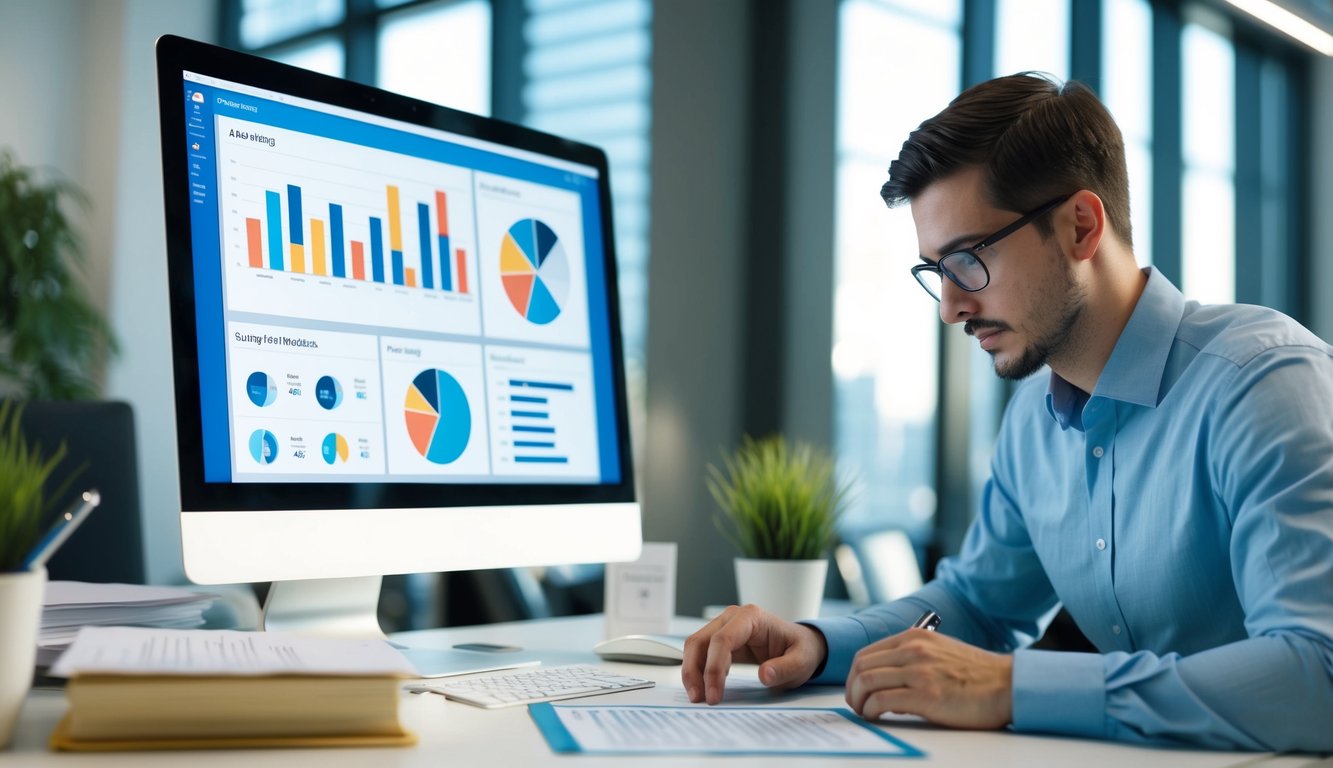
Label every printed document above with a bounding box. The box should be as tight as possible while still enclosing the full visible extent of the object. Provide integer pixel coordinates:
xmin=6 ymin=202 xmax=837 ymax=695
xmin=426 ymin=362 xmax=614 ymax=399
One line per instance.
xmin=50 ymin=626 xmax=417 ymax=677
xmin=529 ymin=703 xmax=922 ymax=757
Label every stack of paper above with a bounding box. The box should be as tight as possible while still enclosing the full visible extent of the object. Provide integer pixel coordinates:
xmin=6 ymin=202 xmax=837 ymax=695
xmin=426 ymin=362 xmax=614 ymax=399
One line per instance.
xmin=39 ymin=582 xmax=219 ymax=666
xmin=48 ymin=626 xmax=418 ymax=751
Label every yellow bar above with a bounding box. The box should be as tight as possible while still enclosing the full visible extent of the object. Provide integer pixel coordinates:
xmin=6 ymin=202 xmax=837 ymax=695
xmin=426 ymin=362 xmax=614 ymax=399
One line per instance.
xmin=290 ymin=243 xmax=305 ymax=273
xmin=311 ymin=219 xmax=327 ymax=276
xmin=386 ymin=185 xmax=403 ymax=252
xmin=405 ymin=267 xmax=417 ymax=288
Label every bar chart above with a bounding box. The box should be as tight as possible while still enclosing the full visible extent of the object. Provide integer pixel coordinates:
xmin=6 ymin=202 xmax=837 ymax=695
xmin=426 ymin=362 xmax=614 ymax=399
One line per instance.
xmin=216 ymin=116 xmax=482 ymax=337
xmin=242 ymin=183 xmax=471 ymax=295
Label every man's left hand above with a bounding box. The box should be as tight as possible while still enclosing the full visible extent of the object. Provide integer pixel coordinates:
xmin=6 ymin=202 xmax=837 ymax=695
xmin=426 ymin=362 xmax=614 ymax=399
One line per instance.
xmin=845 ymin=628 xmax=1014 ymax=729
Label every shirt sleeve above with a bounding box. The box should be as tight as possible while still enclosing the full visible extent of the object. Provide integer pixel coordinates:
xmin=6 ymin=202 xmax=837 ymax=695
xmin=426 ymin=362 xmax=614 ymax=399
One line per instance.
xmin=805 ymin=421 xmax=1062 ymax=684
xmin=1012 ymin=346 xmax=1333 ymax=752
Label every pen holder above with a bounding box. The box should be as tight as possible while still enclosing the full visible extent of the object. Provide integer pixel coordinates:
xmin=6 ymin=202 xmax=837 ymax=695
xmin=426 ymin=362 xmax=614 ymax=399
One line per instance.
xmin=0 ymin=567 xmax=45 ymax=748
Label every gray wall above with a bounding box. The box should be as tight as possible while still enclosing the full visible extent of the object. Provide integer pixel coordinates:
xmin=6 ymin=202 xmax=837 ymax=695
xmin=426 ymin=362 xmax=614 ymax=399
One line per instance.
xmin=641 ymin=0 xmax=751 ymax=616
xmin=0 ymin=0 xmax=217 ymax=584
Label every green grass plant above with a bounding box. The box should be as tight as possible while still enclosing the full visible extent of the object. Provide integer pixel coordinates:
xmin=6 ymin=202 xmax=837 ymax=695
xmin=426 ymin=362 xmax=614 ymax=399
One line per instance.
xmin=0 ymin=401 xmax=69 ymax=571
xmin=707 ymin=435 xmax=850 ymax=561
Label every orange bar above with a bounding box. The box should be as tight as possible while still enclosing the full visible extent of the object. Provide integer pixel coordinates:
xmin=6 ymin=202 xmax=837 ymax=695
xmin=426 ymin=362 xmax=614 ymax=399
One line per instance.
xmin=455 ymin=248 xmax=468 ymax=294
xmin=351 ymin=241 xmax=365 ymax=280
xmin=435 ymin=190 xmax=449 ymax=235
xmin=311 ymin=219 xmax=327 ymax=276
xmin=405 ymin=267 xmax=417 ymax=288
xmin=245 ymin=218 xmax=263 ymax=268
xmin=290 ymin=242 xmax=305 ymax=273
xmin=386 ymin=185 xmax=403 ymax=251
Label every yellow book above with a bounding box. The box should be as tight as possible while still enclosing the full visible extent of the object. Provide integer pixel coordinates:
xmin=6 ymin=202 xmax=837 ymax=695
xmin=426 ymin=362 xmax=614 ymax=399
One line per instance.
xmin=47 ymin=627 xmax=418 ymax=751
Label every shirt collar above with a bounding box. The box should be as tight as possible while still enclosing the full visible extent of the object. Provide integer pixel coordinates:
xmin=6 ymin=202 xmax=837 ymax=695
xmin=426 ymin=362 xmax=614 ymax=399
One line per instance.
xmin=1045 ymin=267 xmax=1184 ymax=427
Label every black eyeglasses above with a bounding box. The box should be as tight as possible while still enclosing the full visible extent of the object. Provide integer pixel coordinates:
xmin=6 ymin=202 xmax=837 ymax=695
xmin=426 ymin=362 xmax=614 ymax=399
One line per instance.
xmin=910 ymin=193 xmax=1073 ymax=301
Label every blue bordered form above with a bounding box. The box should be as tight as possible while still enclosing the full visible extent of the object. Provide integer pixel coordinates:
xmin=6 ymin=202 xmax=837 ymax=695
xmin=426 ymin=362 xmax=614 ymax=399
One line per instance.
xmin=528 ymin=703 xmax=924 ymax=758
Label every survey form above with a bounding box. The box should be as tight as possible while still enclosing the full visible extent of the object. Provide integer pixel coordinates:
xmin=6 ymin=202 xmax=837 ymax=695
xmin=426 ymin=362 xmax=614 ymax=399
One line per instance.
xmin=529 ymin=703 xmax=924 ymax=757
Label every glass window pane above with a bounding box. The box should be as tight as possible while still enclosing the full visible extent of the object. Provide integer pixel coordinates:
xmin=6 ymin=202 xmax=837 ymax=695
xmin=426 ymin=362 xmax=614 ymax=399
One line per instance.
xmin=995 ymin=0 xmax=1069 ymax=79
xmin=267 ymin=35 xmax=344 ymax=77
xmin=378 ymin=0 xmax=492 ymax=116
xmin=1182 ymin=170 xmax=1235 ymax=304
xmin=1102 ymin=0 xmax=1153 ymax=265
xmin=240 ymin=0 xmax=343 ymax=49
xmin=1181 ymin=19 xmax=1235 ymax=303
xmin=836 ymin=0 xmax=957 ymax=538
xmin=1182 ymin=23 xmax=1234 ymax=171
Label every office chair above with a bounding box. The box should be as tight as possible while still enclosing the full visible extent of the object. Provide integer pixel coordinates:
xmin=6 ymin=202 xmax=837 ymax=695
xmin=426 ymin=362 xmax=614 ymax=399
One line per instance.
xmin=14 ymin=400 xmax=145 ymax=584
xmin=835 ymin=528 xmax=924 ymax=607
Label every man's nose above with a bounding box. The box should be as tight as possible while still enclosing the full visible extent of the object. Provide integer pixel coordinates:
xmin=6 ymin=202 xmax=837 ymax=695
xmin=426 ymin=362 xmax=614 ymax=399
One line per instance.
xmin=938 ymin=276 xmax=978 ymax=324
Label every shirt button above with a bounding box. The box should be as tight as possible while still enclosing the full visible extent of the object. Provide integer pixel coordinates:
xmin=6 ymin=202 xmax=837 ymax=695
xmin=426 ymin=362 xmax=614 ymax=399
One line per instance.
xmin=1112 ymin=625 xmax=1122 ymax=635
xmin=1096 ymin=538 xmax=1106 ymax=551
xmin=1092 ymin=446 xmax=1105 ymax=458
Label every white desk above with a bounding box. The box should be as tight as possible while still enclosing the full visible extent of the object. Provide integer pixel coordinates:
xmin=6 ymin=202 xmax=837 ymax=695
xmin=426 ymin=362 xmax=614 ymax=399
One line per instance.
xmin=5 ymin=615 xmax=1319 ymax=767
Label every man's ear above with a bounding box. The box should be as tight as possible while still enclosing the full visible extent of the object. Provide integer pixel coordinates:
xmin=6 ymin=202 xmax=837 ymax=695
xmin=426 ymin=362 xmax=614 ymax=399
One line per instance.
xmin=1068 ymin=189 xmax=1105 ymax=263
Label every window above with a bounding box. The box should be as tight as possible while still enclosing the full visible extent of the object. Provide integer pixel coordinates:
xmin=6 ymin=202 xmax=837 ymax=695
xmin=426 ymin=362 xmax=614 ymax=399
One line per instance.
xmin=1181 ymin=12 xmax=1237 ymax=304
xmin=833 ymin=0 xmax=961 ymax=540
xmin=1102 ymin=0 xmax=1154 ymax=266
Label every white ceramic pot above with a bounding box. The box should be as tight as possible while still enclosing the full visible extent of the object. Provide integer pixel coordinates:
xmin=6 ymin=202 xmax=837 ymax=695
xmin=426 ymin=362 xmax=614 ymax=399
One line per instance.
xmin=734 ymin=558 xmax=827 ymax=621
xmin=0 ymin=567 xmax=45 ymax=749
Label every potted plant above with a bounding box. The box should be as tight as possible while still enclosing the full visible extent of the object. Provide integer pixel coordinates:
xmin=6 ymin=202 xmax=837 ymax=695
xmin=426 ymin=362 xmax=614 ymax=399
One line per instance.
xmin=707 ymin=435 xmax=851 ymax=621
xmin=0 ymin=148 xmax=117 ymax=399
xmin=0 ymin=400 xmax=68 ymax=746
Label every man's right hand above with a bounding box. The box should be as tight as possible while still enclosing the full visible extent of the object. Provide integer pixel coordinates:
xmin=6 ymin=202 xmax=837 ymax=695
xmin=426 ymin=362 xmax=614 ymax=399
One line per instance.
xmin=681 ymin=604 xmax=829 ymax=705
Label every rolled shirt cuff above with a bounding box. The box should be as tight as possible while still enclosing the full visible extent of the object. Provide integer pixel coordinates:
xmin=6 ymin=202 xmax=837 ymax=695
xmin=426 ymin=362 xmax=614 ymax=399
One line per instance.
xmin=1011 ymin=649 xmax=1107 ymax=739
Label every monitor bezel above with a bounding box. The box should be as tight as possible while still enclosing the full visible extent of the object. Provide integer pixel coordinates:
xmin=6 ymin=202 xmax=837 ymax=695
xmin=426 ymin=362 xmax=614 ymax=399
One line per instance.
xmin=155 ymin=34 xmax=637 ymax=515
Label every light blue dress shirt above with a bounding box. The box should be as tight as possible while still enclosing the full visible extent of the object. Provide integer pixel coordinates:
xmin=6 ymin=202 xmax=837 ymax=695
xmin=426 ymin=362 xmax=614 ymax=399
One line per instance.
xmin=806 ymin=268 xmax=1333 ymax=751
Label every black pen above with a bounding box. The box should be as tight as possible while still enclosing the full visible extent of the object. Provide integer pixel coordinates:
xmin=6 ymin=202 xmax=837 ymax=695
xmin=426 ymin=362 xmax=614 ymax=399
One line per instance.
xmin=912 ymin=610 xmax=941 ymax=632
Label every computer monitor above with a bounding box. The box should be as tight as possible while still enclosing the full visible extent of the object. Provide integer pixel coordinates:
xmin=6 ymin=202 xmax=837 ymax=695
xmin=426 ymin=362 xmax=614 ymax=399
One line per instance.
xmin=154 ymin=35 xmax=640 ymax=672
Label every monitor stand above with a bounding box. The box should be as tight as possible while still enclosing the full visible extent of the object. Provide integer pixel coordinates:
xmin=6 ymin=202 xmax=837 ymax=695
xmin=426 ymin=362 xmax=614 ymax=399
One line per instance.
xmin=261 ymin=575 xmax=541 ymax=677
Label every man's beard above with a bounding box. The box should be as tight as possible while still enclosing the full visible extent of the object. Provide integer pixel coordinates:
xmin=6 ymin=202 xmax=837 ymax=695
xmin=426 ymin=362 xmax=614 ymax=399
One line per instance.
xmin=989 ymin=246 xmax=1086 ymax=381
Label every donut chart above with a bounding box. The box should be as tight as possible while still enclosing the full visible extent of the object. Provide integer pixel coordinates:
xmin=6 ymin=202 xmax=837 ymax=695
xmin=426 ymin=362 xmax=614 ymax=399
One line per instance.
xmin=248 ymin=429 xmax=278 ymax=464
xmin=499 ymin=218 xmax=570 ymax=325
xmin=404 ymin=368 xmax=471 ymax=464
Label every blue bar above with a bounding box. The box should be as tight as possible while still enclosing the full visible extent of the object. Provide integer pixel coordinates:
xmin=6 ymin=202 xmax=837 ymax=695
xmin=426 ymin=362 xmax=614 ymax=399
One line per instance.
xmin=392 ymin=249 xmax=404 ymax=285
xmin=438 ymin=234 xmax=452 ymax=291
xmin=513 ymin=425 xmax=556 ymax=434
xmin=287 ymin=184 xmax=303 ymax=245
xmin=370 ymin=217 xmax=385 ymax=283
xmin=515 ymin=456 xmax=569 ymax=464
xmin=509 ymin=379 xmax=575 ymax=391
xmin=511 ymin=410 xmax=549 ymax=419
xmin=514 ymin=440 xmax=555 ymax=448
xmin=265 ymin=190 xmax=284 ymax=271
xmin=330 ymin=203 xmax=346 ymax=278
xmin=417 ymin=202 xmax=434 ymax=289
xmin=511 ymin=395 xmax=547 ymax=404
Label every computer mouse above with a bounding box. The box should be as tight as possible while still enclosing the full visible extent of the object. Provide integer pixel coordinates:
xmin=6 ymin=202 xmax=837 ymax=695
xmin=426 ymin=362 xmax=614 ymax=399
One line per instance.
xmin=592 ymin=634 xmax=687 ymax=665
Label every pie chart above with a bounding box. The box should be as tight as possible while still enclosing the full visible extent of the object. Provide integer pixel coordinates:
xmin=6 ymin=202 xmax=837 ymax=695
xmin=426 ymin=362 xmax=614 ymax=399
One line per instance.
xmin=315 ymin=375 xmax=343 ymax=410
xmin=500 ymin=218 xmax=570 ymax=325
xmin=246 ymin=371 xmax=276 ymax=407
xmin=404 ymin=368 xmax=471 ymax=464
xmin=248 ymin=429 xmax=278 ymax=464
xmin=321 ymin=432 xmax=349 ymax=464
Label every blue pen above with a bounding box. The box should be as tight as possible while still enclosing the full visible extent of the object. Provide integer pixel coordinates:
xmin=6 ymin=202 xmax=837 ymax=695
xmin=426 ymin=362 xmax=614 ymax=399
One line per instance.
xmin=22 ymin=489 xmax=100 ymax=571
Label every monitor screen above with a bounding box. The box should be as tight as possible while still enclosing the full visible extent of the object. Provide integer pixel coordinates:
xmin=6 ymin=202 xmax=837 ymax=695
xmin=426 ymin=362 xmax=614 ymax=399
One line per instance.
xmin=155 ymin=35 xmax=640 ymax=597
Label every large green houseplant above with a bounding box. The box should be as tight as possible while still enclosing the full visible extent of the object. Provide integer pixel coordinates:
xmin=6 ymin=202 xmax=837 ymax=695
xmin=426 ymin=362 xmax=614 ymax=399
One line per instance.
xmin=707 ymin=435 xmax=851 ymax=620
xmin=0 ymin=149 xmax=117 ymax=399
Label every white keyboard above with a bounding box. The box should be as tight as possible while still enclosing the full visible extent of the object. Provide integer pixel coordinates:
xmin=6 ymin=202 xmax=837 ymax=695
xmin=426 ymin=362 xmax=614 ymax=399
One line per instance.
xmin=409 ymin=665 xmax=654 ymax=709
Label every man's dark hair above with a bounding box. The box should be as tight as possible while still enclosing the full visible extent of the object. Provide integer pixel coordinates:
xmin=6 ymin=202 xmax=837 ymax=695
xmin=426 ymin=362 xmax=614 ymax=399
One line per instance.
xmin=881 ymin=72 xmax=1132 ymax=246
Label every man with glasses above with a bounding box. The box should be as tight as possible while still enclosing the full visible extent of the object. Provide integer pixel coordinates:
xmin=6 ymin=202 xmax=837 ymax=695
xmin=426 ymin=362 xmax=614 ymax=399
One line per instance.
xmin=681 ymin=72 xmax=1333 ymax=752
